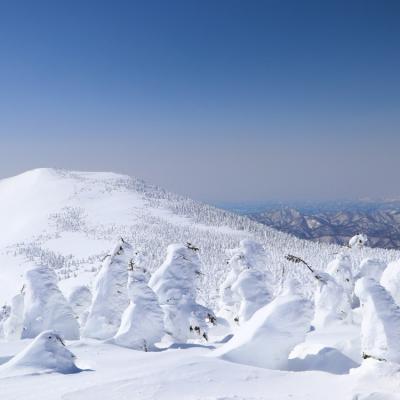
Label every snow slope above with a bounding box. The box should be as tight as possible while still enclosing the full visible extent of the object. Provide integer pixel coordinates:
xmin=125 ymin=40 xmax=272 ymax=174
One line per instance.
xmin=1 ymin=168 xmax=398 ymax=308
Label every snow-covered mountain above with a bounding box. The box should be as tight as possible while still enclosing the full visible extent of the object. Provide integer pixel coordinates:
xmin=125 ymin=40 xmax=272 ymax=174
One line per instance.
xmin=2 ymin=168 xmax=400 ymax=400
xmin=245 ymin=204 xmax=400 ymax=249
xmin=1 ymin=168 xmax=399 ymax=307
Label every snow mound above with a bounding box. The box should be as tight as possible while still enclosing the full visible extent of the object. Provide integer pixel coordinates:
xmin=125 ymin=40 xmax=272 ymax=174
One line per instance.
xmin=213 ymin=288 xmax=313 ymax=369
xmin=0 ymin=330 xmax=82 ymax=375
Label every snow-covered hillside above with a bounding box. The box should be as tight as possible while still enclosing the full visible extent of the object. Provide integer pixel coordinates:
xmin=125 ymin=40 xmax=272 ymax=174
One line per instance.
xmin=2 ymin=168 xmax=400 ymax=399
xmin=1 ymin=168 xmax=399 ymax=307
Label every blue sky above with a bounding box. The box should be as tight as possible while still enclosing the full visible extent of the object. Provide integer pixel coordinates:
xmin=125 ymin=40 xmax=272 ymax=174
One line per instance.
xmin=0 ymin=0 xmax=399 ymax=201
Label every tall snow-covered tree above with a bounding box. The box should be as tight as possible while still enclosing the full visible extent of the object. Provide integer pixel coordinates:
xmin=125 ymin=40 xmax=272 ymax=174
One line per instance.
xmin=22 ymin=265 xmax=80 ymax=340
xmin=355 ymin=277 xmax=400 ymax=363
xmin=380 ymin=260 xmax=400 ymax=306
xmin=83 ymin=238 xmax=133 ymax=339
xmin=219 ymin=239 xmax=272 ymax=325
xmin=312 ymin=270 xmax=351 ymax=329
xmin=112 ymin=258 xmax=164 ymax=350
xmin=149 ymin=243 xmax=216 ymax=342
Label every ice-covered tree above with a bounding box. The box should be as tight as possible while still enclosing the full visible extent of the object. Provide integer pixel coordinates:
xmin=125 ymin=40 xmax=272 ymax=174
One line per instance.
xmin=149 ymin=243 xmax=216 ymax=342
xmin=0 ymin=304 xmax=11 ymax=339
xmin=355 ymin=258 xmax=387 ymax=282
xmin=214 ymin=278 xmax=313 ymax=369
xmin=83 ymin=238 xmax=133 ymax=339
xmin=326 ymin=253 xmax=354 ymax=304
xmin=21 ymin=265 xmax=80 ymax=340
xmin=380 ymin=260 xmax=400 ymax=306
xmin=349 ymin=233 xmax=368 ymax=249
xmin=286 ymin=255 xmax=351 ymax=329
xmin=355 ymin=277 xmax=400 ymax=363
xmin=219 ymin=239 xmax=272 ymax=325
xmin=312 ymin=271 xmax=351 ymax=328
xmin=112 ymin=259 xmax=164 ymax=350
xmin=3 ymin=293 xmax=24 ymax=340
xmin=67 ymin=285 xmax=92 ymax=326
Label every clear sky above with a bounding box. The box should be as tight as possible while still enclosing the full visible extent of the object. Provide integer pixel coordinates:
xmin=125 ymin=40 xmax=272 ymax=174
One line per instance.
xmin=0 ymin=0 xmax=399 ymax=202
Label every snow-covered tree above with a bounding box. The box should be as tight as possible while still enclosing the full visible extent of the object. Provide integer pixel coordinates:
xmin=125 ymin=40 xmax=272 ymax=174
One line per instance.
xmin=214 ymin=278 xmax=313 ymax=369
xmin=355 ymin=277 xmax=400 ymax=363
xmin=67 ymin=285 xmax=92 ymax=326
xmin=285 ymin=255 xmax=351 ymax=329
xmin=112 ymin=259 xmax=164 ymax=350
xmin=380 ymin=260 xmax=400 ymax=306
xmin=355 ymin=258 xmax=387 ymax=282
xmin=312 ymin=270 xmax=351 ymax=329
xmin=326 ymin=253 xmax=354 ymax=304
xmin=219 ymin=239 xmax=272 ymax=325
xmin=0 ymin=304 xmax=11 ymax=339
xmin=149 ymin=243 xmax=216 ymax=342
xmin=22 ymin=265 xmax=80 ymax=340
xmin=349 ymin=233 xmax=368 ymax=249
xmin=3 ymin=293 xmax=24 ymax=340
xmin=83 ymin=238 xmax=133 ymax=339
xmin=0 ymin=330 xmax=81 ymax=374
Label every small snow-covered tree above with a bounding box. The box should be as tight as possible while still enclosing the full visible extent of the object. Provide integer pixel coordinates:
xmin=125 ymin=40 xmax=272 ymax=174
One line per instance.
xmin=0 ymin=304 xmax=11 ymax=339
xmin=112 ymin=258 xmax=164 ymax=350
xmin=219 ymin=239 xmax=272 ymax=325
xmin=380 ymin=260 xmax=400 ymax=306
xmin=22 ymin=265 xmax=80 ymax=340
xmin=1 ymin=330 xmax=80 ymax=374
xmin=355 ymin=258 xmax=387 ymax=282
xmin=3 ymin=293 xmax=24 ymax=340
xmin=349 ymin=233 xmax=368 ymax=249
xmin=214 ymin=278 xmax=313 ymax=369
xmin=83 ymin=238 xmax=133 ymax=339
xmin=355 ymin=277 xmax=400 ymax=363
xmin=68 ymin=285 xmax=92 ymax=326
xmin=149 ymin=243 xmax=216 ymax=342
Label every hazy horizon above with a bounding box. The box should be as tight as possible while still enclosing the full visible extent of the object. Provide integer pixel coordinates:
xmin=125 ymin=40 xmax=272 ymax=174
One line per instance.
xmin=1 ymin=1 xmax=399 ymax=202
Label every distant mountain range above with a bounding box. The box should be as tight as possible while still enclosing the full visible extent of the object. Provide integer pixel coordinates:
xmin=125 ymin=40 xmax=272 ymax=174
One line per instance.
xmin=219 ymin=200 xmax=400 ymax=250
